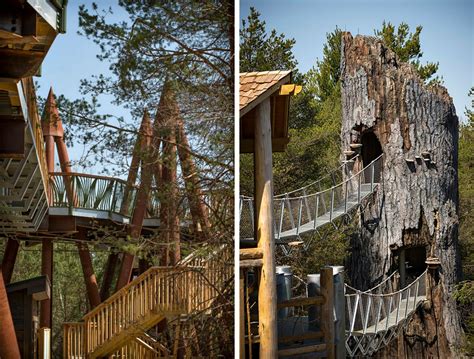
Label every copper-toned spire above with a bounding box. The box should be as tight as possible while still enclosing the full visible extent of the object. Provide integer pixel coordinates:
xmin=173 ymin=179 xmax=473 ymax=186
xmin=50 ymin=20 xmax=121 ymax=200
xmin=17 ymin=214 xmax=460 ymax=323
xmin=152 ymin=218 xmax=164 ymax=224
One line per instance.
xmin=41 ymin=87 xmax=64 ymax=138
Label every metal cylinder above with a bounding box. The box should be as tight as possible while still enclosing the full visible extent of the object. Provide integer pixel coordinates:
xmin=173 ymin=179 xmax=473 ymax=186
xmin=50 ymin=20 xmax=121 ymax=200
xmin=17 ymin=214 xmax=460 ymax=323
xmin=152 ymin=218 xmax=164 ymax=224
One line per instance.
xmin=276 ymin=266 xmax=293 ymax=317
xmin=307 ymin=273 xmax=321 ymax=332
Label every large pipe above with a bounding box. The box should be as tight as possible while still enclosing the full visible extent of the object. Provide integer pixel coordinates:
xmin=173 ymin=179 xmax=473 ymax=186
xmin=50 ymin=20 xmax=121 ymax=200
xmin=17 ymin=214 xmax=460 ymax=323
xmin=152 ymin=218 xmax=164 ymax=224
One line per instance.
xmin=0 ymin=268 xmax=21 ymax=358
xmin=2 ymin=239 xmax=19 ymax=284
xmin=100 ymin=253 xmax=118 ymax=300
xmin=307 ymin=274 xmax=321 ymax=333
xmin=116 ymin=111 xmax=153 ymax=289
xmin=76 ymin=231 xmax=101 ymax=308
xmin=276 ymin=265 xmax=292 ymax=318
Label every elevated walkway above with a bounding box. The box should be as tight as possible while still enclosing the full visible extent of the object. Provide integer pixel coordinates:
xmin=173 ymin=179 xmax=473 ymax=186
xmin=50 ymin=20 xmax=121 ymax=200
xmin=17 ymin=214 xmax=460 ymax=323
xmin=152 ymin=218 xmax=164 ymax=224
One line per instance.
xmin=240 ymin=154 xmax=382 ymax=244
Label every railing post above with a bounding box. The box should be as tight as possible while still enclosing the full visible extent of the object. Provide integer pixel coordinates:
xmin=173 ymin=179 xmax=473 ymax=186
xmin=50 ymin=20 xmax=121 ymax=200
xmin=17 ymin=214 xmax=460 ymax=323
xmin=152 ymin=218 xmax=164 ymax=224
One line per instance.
xmin=330 ymin=189 xmax=335 ymax=222
xmin=321 ymin=267 xmax=335 ymax=359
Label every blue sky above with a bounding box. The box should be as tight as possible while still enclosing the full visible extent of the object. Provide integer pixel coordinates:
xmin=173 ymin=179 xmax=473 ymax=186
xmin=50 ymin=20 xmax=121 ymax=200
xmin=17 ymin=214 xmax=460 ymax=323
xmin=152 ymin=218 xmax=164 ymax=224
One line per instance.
xmin=241 ymin=0 xmax=473 ymax=122
xmin=36 ymin=1 xmax=129 ymax=170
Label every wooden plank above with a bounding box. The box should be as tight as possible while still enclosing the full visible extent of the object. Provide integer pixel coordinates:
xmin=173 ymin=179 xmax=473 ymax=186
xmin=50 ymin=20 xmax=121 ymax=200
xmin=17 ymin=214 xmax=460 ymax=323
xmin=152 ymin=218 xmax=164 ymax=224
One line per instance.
xmin=240 ymin=247 xmax=263 ymax=260
xmin=278 ymin=343 xmax=327 ymax=357
xmin=240 ymin=259 xmax=263 ymax=268
xmin=277 ymin=296 xmax=324 ymax=309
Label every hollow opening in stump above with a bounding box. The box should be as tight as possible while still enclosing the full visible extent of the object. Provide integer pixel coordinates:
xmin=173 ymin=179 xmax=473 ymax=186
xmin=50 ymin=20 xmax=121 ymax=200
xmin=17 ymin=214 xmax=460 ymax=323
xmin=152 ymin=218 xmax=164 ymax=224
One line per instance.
xmin=361 ymin=131 xmax=383 ymax=182
xmin=398 ymin=246 xmax=427 ymax=287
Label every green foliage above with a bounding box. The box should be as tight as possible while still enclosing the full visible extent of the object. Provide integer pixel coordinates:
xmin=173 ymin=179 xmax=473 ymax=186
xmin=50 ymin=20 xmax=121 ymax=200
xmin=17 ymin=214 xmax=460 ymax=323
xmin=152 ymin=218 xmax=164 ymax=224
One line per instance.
xmin=240 ymin=7 xmax=297 ymax=73
xmin=459 ymin=87 xmax=474 ymax=280
xmin=1 ymin=241 xmax=108 ymax=358
xmin=305 ymin=28 xmax=342 ymax=105
xmin=374 ymin=22 xmax=440 ymax=84
xmin=454 ymin=281 xmax=474 ymax=355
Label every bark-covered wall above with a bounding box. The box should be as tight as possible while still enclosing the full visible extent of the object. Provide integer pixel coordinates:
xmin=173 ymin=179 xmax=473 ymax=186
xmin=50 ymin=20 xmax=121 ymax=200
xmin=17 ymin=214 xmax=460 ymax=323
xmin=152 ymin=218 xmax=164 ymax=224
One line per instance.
xmin=341 ymin=32 xmax=462 ymax=357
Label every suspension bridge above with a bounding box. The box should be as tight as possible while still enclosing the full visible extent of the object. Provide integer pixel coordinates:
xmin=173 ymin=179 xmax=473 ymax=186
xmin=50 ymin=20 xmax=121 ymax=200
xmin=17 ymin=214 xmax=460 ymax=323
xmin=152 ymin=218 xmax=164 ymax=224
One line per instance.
xmin=240 ymin=153 xmax=382 ymax=244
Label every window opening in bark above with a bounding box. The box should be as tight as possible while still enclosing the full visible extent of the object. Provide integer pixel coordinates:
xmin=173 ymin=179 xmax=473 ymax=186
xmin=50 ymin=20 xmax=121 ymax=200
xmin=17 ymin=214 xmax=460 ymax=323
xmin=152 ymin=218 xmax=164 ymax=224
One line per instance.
xmin=361 ymin=131 xmax=382 ymax=183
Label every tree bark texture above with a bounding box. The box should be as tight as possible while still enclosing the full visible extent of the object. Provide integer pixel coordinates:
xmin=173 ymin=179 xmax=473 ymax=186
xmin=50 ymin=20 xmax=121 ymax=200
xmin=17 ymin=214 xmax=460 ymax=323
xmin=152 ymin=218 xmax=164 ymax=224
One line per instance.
xmin=341 ymin=33 xmax=462 ymax=357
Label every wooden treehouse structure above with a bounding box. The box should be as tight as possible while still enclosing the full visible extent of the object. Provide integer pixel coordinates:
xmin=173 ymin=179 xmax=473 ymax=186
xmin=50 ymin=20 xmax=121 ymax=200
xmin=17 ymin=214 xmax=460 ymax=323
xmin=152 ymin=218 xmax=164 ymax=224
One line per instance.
xmin=0 ymin=2 xmax=232 ymax=358
xmin=239 ymin=35 xmax=455 ymax=359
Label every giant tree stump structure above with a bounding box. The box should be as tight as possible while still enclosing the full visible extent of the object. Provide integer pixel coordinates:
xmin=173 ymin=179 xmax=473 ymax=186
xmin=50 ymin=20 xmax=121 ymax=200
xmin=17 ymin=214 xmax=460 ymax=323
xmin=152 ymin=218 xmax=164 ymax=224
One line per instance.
xmin=341 ymin=33 xmax=462 ymax=357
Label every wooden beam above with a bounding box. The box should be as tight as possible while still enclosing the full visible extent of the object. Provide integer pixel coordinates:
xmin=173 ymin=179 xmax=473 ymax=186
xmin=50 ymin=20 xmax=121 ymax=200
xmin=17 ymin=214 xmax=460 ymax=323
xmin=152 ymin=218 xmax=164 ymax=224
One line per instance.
xmin=240 ymin=259 xmax=263 ymax=268
xmin=239 ymin=247 xmax=263 ymax=260
xmin=255 ymin=98 xmax=278 ymax=358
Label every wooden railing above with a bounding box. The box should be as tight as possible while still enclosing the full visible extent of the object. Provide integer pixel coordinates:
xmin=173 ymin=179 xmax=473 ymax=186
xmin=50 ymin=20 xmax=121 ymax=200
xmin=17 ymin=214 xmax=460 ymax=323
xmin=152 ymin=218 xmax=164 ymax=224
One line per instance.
xmin=63 ymin=322 xmax=85 ymax=358
xmin=63 ymin=246 xmax=233 ymax=358
xmin=84 ymin=266 xmax=188 ymax=354
xmin=21 ymin=78 xmax=50 ymax=204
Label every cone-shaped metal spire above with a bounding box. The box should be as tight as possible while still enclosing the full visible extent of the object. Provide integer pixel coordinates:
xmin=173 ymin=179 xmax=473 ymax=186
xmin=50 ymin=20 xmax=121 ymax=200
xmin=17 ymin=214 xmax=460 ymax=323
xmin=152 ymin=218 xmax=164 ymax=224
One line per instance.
xmin=41 ymin=87 xmax=64 ymax=137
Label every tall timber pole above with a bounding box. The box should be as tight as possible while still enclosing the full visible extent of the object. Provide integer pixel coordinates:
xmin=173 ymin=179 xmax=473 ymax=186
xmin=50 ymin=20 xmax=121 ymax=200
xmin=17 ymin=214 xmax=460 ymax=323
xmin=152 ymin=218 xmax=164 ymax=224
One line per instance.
xmin=255 ymin=98 xmax=277 ymax=358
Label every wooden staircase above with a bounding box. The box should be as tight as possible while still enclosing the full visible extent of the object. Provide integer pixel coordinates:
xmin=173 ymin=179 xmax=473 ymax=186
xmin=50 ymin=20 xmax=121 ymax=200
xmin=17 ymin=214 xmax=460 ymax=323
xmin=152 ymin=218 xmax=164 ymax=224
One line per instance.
xmin=63 ymin=247 xmax=233 ymax=358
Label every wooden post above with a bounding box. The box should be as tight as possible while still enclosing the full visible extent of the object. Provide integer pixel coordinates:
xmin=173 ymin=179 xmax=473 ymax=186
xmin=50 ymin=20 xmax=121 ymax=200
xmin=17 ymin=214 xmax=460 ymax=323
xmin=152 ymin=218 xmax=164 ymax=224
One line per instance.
xmin=38 ymin=327 xmax=51 ymax=359
xmin=254 ymin=98 xmax=277 ymax=358
xmin=76 ymin=230 xmax=101 ymax=308
xmin=1 ymin=239 xmax=19 ymax=284
xmin=321 ymin=267 xmax=335 ymax=359
xmin=240 ymin=272 xmax=245 ymax=358
xmin=0 ymin=268 xmax=21 ymax=359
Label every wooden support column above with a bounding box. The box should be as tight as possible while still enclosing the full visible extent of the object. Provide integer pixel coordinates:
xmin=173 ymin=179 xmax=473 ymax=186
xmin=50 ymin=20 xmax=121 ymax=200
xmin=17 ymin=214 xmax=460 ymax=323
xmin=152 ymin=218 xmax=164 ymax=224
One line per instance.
xmin=40 ymin=239 xmax=53 ymax=328
xmin=100 ymin=252 xmax=118 ymax=301
xmin=254 ymin=98 xmax=277 ymax=358
xmin=1 ymin=239 xmax=19 ymax=284
xmin=116 ymin=110 xmax=153 ymax=290
xmin=0 ymin=268 xmax=21 ymax=359
xmin=77 ymin=230 xmax=101 ymax=308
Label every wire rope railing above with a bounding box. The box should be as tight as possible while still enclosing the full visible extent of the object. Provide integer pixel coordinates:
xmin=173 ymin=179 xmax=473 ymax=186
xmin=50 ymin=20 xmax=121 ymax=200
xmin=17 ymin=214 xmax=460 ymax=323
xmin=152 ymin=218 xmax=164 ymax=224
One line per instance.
xmin=345 ymin=269 xmax=427 ymax=357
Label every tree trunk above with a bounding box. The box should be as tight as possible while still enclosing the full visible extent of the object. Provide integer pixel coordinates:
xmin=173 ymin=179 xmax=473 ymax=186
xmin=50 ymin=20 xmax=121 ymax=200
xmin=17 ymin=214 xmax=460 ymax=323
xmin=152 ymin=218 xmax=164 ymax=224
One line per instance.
xmin=341 ymin=33 xmax=462 ymax=357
